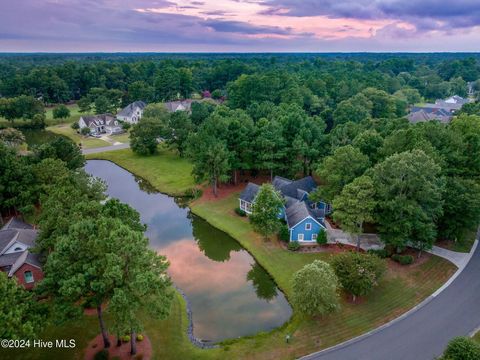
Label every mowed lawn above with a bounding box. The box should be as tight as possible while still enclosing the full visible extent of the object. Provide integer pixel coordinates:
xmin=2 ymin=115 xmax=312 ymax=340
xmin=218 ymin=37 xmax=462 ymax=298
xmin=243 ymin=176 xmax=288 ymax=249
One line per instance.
xmin=0 ymin=103 xmax=84 ymax=127
xmin=47 ymin=124 xmax=110 ymax=149
xmin=85 ymin=147 xmax=196 ymax=196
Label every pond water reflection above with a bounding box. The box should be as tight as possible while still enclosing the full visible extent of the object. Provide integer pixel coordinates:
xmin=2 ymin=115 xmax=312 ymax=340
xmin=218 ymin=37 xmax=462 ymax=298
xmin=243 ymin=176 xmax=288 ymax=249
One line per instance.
xmin=85 ymin=160 xmax=292 ymax=342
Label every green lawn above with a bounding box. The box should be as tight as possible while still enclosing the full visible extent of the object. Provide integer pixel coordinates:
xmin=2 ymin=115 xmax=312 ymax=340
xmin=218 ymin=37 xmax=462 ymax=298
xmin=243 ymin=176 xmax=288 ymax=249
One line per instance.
xmin=0 ymin=104 xmax=85 ymax=128
xmin=85 ymin=147 xmax=196 ymax=196
xmin=9 ymin=151 xmax=457 ymax=360
xmin=47 ymin=124 xmax=110 ymax=149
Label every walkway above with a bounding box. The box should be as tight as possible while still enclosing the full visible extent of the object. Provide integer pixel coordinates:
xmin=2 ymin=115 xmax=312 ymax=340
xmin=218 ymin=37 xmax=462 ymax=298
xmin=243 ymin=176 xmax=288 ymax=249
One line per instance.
xmin=427 ymin=245 xmax=469 ymax=268
xmin=82 ymin=142 xmax=130 ymax=155
xmin=302 ymin=239 xmax=480 ymax=360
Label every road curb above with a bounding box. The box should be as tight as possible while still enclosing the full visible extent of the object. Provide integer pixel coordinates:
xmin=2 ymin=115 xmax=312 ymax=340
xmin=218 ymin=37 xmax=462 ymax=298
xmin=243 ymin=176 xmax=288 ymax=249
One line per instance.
xmin=300 ymin=239 xmax=479 ymax=360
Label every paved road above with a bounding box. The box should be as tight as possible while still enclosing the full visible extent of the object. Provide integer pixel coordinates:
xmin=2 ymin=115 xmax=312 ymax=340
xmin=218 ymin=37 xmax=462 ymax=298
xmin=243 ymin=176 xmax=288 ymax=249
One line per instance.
xmin=303 ymin=241 xmax=480 ymax=360
xmin=82 ymin=143 xmax=129 ymax=155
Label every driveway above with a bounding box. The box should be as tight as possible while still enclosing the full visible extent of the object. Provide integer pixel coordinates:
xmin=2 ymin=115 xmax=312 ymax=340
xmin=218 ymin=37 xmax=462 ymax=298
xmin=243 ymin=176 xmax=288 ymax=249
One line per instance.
xmin=302 ymin=240 xmax=480 ymax=360
xmin=82 ymin=142 xmax=130 ymax=155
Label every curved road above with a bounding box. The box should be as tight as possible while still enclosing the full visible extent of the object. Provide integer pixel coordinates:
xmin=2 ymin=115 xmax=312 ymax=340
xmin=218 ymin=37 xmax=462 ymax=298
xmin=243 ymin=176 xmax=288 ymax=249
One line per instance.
xmin=303 ymin=241 xmax=480 ymax=360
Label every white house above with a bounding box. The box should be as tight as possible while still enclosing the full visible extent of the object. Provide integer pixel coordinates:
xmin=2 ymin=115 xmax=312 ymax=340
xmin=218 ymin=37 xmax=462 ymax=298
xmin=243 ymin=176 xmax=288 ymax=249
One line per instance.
xmin=78 ymin=114 xmax=123 ymax=135
xmin=116 ymin=101 xmax=146 ymax=124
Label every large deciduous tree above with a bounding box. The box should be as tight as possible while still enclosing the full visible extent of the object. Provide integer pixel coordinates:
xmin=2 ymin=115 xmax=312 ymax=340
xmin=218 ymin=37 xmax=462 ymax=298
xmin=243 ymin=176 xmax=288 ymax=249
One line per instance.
xmin=371 ymin=149 xmax=445 ymax=253
xmin=249 ymin=184 xmax=284 ymax=241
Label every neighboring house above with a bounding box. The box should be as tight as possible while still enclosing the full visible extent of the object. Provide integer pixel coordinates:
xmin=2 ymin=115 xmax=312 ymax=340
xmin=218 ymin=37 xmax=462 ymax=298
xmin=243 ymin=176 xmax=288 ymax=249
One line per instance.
xmin=78 ymin=114 xmax=123 ymax=135
xmin=239 ymin=176 xmax=329 ymax=243
xmin=116 ymin=101 xmax=146 ymax=124
xmin=407 ymin=95 xmax=472 ymax=124
xmin=0 ymin=218 xmax=43 ymax=290
xmin=164 ymin=100 xmax=194 ymax=112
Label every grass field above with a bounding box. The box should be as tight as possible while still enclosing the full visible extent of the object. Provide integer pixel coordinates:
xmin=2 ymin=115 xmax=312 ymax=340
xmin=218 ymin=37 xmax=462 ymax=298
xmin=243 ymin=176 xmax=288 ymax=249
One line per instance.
xmin=5 ymin=151 xmax=457 ymax=360
xmin=85 ymin=147 xmax=196 ymax=196
xmin=0 ymin=104 xmax=85 ymax=128
xmin=474 ymin=331 xmax=480 ymax=343
xmin=47 ymin=124 xmax=110 ymax=149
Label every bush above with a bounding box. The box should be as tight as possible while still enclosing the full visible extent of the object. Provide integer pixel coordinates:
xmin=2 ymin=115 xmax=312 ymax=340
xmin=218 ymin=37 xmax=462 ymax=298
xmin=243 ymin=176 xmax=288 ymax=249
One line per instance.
xmin=53 ymin=104 xmax=71 ymax=120
xmin=121 ymin=121 xmax=131 ymax=130
xmin=316 ymin=230 xmax=328 ymax=245
xmin=367 ymin=248 xmax=389 ymax=259
xmin=331 ymin=252 xmax=386 ymax=300
xmin=185 ymin=187 xmax=203 ymax=200
xmin=136 ymin=334 xmax=144 ymax=342
xmin=391 ymin=254 xmax=414 ymax=265
xmin=292 ymin=260 xmax=339 ymax=316
xmin=94 ymin=349 xmax=109 ymax=360
xmin=121 ymin=335 xmax=131 ymax=343
xmin=278 ymin=224 xmax=290 ymax=242
xmin=80 ymin=127 xmax=91 ymax=135
xmin=287 ymin=241 xmax=300 ymax=251
xmin=441 ymin=336 xmax=480 ymax=360
xmin=71 ymin=122 xmax=80 ymax=130
xmin=234 ymin=207 xmax=246 ymax=217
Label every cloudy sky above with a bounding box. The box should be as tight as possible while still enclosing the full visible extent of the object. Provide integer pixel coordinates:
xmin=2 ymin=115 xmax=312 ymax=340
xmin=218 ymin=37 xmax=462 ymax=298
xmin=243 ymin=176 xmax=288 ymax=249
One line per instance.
xmin=1 ymin=0 xmax=480 ymax=52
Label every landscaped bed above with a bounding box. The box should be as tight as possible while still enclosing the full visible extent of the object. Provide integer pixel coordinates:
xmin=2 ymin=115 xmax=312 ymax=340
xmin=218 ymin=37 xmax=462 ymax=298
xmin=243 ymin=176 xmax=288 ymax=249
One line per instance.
xmin=10 ymin=149 xmax=458 ymax=360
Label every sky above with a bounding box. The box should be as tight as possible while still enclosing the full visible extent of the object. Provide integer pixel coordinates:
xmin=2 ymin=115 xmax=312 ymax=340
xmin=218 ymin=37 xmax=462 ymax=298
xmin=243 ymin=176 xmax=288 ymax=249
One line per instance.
xmin=1 ymin=0 xmax=480 ymax=52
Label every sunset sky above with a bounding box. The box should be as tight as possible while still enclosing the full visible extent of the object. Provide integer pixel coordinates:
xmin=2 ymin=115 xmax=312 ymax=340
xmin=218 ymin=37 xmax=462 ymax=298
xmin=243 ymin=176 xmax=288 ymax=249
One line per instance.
xmin=2 ymin=0 xmax=480 ymax=52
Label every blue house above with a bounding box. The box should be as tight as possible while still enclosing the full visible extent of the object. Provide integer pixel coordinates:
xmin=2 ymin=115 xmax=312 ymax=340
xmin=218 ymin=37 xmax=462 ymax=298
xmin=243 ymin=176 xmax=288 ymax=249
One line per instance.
xmin=239 ymin=176 xmax=329 ymax=243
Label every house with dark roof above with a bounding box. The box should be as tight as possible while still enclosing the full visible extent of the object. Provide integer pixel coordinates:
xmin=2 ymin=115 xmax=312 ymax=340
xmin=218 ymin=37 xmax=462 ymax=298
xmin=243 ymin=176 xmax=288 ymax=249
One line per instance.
xmin=407 ymin=95 xmax=472 ymax=124
xmin=78 ymin=114 xmax=123 ymax=135
xmin=239 ymin=176 xmax=329 ymax=243
xmin=117 ymin=101 xmax=146 ymax=124
xmin=0 ymin=218 xmax=43 ymax=290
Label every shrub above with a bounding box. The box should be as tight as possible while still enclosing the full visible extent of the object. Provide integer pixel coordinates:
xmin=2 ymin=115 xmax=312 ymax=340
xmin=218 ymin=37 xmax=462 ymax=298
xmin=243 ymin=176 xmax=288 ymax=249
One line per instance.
xmin=71 ymin=122 xmax=80 ymax=130
xmin=316 ymin=230 xmax=328 ymax=245
xmin=367 ymin=248 xmax=389 ymax=259
xmin=121 ymin=335 xmax=131 ymax=343
xmin=234 ymin=207 xmax=246 ymax=217
xmin=121 ymin=121 xmax=131 ymax=130
xmin=278 ymin=224 xmax=290 ymax=242
xmin=331 ymin=252 xmax=386 ymax=301
xmin=80 ymin=127 xmax=91 ymax=136
xmin=185 ymin=187 xmax=203 ymax=200
xmin=441 ymin=336 xmax=480 ymax=360
xmin=391 ymin=254 xmax=414 ymax=265
xmin=53 ymin=104 xmax=71 ymax=120
xmin=94 ymin=349 xmax=109 ymax=360
xmin=292 ymin=260 xmax=339 ymax=316
xmin=287 ymin=241 xmax=300 ymax=251
xmin=136 ymin=334 xmax=144 ymax=342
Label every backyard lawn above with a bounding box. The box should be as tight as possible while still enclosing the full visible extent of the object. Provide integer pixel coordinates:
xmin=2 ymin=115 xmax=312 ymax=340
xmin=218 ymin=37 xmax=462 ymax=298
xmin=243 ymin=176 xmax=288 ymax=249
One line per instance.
xmin=0 ymin=103 xmax=85 ymax=127
xmin=47 ymin=124 xmax=110 ymax=149
xmin=85 ymin=147 xmax=195 ymax=196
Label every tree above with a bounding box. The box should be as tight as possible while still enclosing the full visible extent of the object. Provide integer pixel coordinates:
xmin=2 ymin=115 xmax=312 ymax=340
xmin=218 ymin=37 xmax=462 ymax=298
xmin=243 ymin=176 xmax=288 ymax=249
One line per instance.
xmin=35 ymin=136 xmax=85 ymax=170
xmin=361 ymin=88 xmax=397 ymax=119
xmin=311 ymin=145 xmax=370 ymax=203
xmin=292 ymin=260 xmax=339 ymax=316
xmin=372 ymin=150 xmax=445 ymax=253
xmin=107 ymin=225 xmax=173 ymax=355
xmin=162 ymin=111 xmax=194 ymax=156
xmin=333 ymin=93 xmax=372 ymax=126
xmin=440 ymin=337 xmax=480 ymax=360
xmin=333 ymin=175 xmax=376 ymax=250
xmin=94 ymin=95 xmax=111 ymax=114
xmin=130 ymin=118 xmax=162 ymax=156
xmin=77 ymin=97 xmax=91 ymax=113
xmin=254 ymin=118 xmax=285 ymax=180
xmin=249 ymin=184 xmax=284 ymax=240
xmin=331 ymin=252 xmax=386 ymax=302
xmin=0 ymin=272 xmax=46 ymax=339
xmin=52 ymin=104 xmax=71 ymax=120
xmin=0 ymin=128 xmax=25 ymax=147
xmin=187 ymin=135 xmax=231 ymax=197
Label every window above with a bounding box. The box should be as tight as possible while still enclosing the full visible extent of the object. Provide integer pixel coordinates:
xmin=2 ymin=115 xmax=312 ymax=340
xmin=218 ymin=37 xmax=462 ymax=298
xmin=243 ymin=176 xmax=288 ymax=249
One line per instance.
xmin=14 ymin=247 xmax=22 ymax=252
xmin=24 ymin=271 xmax=34 ymax=283
xmin=305 ymin=223 xmax=312 ymax=230
xmin=312 ymin=233 xmax=318 ymax=241
xmin=298 ymin=233 xmax=304 ymax=241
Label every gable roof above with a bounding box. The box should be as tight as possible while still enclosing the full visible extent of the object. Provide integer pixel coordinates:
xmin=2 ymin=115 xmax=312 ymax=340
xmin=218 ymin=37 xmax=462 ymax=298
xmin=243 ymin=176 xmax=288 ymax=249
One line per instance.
xmin=285 ymin=201 xmax=324 ymax=228
xmin=8 ymin=250 xmax=41 ymax=277
xmin=407 ymin=109 xmax=452 ymax=124
xmin=277 ymin=176 xmax=317 ymax=200
xmin=80 ymin=114 xmax=116 ymax=127
xmin=117 ymin=101 xmax=146 ymax=117
xmin=2 ymin=218 xmax=34 ymax=230
xmin=239 ymin=182 xmax=260 ymax=203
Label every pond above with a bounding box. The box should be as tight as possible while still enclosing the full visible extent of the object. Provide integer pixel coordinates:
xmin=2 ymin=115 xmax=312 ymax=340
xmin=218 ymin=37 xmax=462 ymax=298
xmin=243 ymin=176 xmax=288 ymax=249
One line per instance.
xmin=85 ymin=160 xmax=292 ymax=343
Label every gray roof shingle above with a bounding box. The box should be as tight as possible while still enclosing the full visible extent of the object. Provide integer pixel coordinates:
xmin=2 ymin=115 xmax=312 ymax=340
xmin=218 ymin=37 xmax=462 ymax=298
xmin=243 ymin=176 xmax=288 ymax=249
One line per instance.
xmin=239 ymin=182 xmax=260 ymax=203
xmin=285 ymin=201 xmax=320 ymax=228
xmin=117 ymin=101 xmax=146 ymax=117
